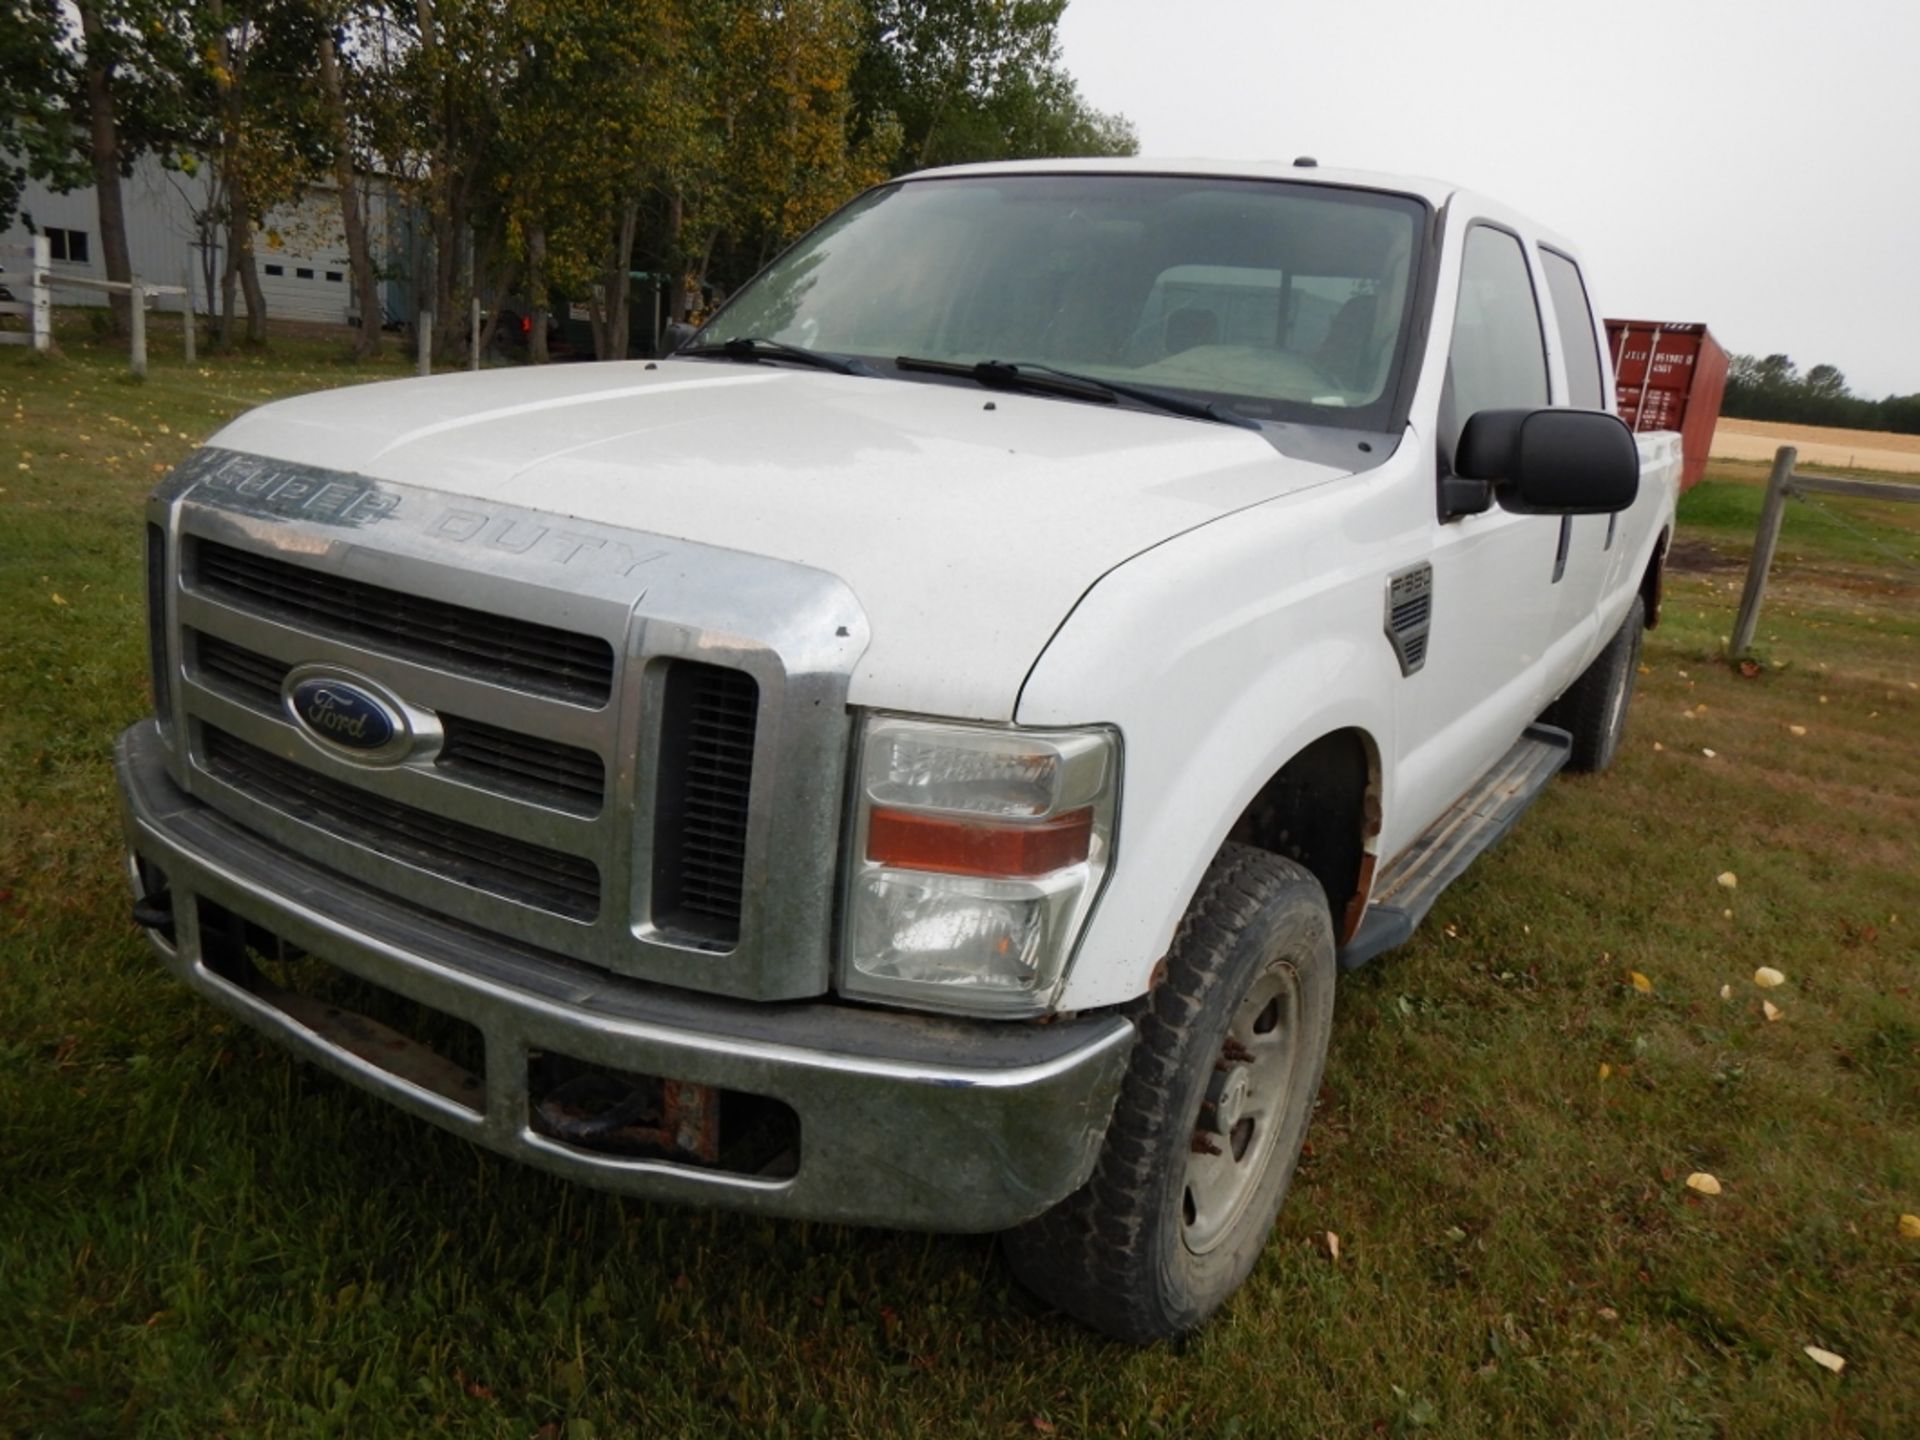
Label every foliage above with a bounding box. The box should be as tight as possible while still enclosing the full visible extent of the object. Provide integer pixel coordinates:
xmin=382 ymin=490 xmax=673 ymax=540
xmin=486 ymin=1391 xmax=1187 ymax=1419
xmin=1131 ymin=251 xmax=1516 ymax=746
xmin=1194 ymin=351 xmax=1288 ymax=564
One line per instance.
xmin=1725 ymin=351 xmax=1920 ymax=435
xmin=1 ymin=4 xmax=204 ymax=191
xmin=4 ymin=0 xmax=1133 ymax=356
xmin=0 ymin=2 xmax=90 ymax=231
xmin=854 ymin=0 xmax=1137 ymax=172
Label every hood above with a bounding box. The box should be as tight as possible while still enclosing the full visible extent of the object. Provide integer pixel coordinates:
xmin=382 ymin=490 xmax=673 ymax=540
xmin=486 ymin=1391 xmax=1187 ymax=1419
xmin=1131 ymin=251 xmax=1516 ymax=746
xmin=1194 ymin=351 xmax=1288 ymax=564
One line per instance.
xmin=208 ymin=360 xmax=1350 ymax=719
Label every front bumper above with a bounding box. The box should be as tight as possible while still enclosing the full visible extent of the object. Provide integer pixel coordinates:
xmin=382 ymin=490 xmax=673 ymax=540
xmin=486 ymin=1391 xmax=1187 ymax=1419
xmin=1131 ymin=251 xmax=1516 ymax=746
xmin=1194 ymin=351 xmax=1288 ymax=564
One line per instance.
xmin=115 ymin=721 xmax=1134 ymax=1231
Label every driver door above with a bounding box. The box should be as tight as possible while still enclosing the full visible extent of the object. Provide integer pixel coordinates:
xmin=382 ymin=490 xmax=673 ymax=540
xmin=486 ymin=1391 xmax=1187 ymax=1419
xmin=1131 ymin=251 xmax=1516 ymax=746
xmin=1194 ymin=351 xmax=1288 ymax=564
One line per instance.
xmin=1391 ymin=222 xmax=1563 ymax=836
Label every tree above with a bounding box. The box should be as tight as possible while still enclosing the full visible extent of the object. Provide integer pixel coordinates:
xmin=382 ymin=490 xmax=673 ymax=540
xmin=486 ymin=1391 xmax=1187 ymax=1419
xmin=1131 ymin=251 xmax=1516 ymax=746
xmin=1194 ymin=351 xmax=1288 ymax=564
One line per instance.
xmin=195 ymin=0 xmax=331 ymax=347
xmin=315 ymin=8 xmax=381 ymax=357
xmin=853 ymin=0 xmax=1136 ymax=174
xmin=7 ymin=2 xmax=204 ymax=333
xmin=1803 ymin=363 xmax=1847 ymax=400
xmin=0 ymin=3 xmax=90 ymax=233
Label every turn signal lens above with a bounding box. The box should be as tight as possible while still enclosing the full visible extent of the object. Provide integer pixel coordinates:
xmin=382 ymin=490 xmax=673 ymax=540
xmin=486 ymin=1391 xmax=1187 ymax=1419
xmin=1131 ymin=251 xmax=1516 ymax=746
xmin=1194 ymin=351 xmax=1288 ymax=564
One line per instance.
xmin=867 ymin=805 xmax=1094 ymax=879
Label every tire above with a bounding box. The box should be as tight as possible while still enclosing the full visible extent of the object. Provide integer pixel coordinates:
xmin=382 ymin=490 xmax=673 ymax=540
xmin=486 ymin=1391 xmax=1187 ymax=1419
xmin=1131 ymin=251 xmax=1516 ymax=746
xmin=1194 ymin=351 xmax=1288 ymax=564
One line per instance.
xmin=1545 ymin=594 xmax=1645 ymax=773
xmin=1003 ymin=844 xmax=1336 ymax=1342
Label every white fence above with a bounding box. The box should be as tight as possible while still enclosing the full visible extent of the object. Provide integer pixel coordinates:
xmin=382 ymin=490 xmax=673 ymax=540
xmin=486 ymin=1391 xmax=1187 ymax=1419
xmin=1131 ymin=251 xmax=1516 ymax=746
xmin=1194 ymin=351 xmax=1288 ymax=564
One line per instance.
xmin=0 ymin=236 xmax=53 ymax=353
xmin=0 ymin=236 xmax=193 ymax=374
xmin=51 ymin=271 xmax=190 ymax=375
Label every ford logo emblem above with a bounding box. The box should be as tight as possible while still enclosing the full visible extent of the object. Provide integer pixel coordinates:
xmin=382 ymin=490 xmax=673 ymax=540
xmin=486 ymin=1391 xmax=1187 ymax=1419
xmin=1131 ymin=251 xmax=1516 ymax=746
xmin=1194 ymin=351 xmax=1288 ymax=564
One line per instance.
xmin=287 ymin=675 xmax=406 ymax=757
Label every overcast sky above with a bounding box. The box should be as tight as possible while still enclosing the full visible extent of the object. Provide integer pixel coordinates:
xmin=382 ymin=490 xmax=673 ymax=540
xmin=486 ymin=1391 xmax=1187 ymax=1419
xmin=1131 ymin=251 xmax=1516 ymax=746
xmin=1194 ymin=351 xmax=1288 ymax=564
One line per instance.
xmin=1058 ymin=0 xmax=1919 ymax=399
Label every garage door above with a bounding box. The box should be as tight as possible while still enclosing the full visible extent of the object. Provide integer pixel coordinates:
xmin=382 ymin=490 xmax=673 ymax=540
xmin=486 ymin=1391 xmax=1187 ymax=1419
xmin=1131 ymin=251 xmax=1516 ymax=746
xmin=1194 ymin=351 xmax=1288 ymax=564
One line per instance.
xmin=254 ymin=252 xmax=352 ymax=324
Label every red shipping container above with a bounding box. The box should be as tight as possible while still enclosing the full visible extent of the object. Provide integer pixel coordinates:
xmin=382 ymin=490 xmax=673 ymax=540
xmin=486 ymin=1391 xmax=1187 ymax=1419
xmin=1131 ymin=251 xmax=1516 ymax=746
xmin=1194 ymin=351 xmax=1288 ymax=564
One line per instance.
xmin=1604 ymin=320 xmax=1728 ymax=490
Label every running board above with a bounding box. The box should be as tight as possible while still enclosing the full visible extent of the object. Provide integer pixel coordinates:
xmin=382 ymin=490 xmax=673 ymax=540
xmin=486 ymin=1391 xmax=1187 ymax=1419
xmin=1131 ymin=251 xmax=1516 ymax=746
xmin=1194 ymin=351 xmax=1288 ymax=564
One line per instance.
xmin=1338 ymin=723 xmax=1572 ymax=969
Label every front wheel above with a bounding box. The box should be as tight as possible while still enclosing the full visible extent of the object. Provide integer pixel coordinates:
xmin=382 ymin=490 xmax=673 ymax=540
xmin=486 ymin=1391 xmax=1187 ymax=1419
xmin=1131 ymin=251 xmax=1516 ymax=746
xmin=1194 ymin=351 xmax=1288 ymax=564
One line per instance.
xmin=1002 ymin=844 xmax=1336 ymax=1342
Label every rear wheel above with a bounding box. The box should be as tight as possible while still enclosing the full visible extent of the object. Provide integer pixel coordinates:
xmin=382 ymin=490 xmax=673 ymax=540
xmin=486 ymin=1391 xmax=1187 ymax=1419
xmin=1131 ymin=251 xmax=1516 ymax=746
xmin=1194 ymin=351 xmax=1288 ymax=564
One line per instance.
xmin=1002 ymin=844 xmax=1335 ymax=1342
xmin=1546 ymin=595 xmax=1645 ymax=773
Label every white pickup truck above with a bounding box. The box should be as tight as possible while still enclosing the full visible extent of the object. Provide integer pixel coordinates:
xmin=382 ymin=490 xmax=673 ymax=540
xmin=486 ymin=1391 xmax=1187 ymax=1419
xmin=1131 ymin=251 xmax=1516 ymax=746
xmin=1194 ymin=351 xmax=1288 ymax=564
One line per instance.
xmin=118 ymin=158 xmax=1679 ymax=1340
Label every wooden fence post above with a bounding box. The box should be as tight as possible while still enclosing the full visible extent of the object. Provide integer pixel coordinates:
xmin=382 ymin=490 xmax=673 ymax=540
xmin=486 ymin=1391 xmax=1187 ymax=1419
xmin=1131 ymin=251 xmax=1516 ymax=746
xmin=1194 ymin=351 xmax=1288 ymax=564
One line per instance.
xmin=128 ymin=278 xmax=148 ymax=378
xmin=417 ymin=311 xmax=432 ymax=376
xmin=1728 ymin=445 xmax=1797 ymax=658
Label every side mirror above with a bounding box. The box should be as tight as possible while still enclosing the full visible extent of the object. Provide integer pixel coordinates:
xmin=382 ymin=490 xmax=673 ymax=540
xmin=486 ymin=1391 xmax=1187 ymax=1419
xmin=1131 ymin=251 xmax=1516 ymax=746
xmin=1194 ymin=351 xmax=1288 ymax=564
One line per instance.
xmin=1454 ymin=408 xmax=1640 ymax=515
xmin=660 ymin=320 xmax=698 ymax=356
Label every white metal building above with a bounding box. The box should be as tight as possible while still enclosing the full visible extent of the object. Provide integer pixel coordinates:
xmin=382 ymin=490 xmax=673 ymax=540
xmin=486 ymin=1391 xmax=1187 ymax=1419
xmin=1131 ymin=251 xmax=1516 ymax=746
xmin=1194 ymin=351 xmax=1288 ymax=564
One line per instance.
xmin=1 ymin=153 xmax=404 ymax=325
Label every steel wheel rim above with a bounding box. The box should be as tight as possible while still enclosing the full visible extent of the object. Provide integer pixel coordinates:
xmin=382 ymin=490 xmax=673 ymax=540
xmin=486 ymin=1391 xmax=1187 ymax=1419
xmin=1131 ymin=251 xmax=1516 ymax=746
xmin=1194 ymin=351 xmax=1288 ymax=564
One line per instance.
xmin=1181 ymin=962 xmax=1302 ymax=1256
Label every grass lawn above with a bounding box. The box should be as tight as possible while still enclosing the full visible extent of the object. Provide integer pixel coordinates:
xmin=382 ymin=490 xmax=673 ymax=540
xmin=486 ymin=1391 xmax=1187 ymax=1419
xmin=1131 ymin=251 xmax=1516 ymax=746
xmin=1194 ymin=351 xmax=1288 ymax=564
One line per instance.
xmin=3 ymin=320 xmax=1917 ymax=1437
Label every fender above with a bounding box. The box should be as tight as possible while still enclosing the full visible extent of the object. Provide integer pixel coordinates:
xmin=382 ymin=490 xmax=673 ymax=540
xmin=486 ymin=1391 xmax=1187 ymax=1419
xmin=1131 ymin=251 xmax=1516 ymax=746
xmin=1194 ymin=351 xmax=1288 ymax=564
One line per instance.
xmin=1018 ymin=464 xmax=1420 ymax=1012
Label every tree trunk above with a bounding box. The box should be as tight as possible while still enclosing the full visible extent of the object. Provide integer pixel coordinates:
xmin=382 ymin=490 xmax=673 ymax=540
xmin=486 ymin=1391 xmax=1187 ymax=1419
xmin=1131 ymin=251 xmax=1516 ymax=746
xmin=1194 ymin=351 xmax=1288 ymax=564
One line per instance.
xmin=239 ymin=239 xmax=266 ymax=344
xmin=664 ymin=189 xmax=686 ymax=331
xmin=318 ymin=27 xmax=380 ymax=358
xmin=528 ymin=224 xmax=549 ymax=364
xmin=221 ymin=170 xmax=267 ymax=347
xmin=218 ymin=232 xmax=238 ymax=349
xmin=75 ymin=1 xmax=132 ymax=335
xmin=599 ymin=196 xmax=639 ymax=361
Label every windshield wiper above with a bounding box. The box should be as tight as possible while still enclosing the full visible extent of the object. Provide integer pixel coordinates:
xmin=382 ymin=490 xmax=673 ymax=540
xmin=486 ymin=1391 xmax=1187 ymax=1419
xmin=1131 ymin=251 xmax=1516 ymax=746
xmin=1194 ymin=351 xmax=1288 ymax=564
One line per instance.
xmin=895 ymin=356 xmax=1260 ymax=430
xmin=678 ymin=335 xmax=875 ymax=377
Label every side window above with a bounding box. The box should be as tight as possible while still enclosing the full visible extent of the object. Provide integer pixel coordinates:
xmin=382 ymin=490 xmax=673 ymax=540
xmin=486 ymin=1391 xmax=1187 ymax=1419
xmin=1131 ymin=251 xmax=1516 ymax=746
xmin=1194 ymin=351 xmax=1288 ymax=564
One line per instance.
xmin=1540 ymin=249 xmax=1605 ymax=409
xmin=46 ymin=227 xmax=88 ymax=263
xmin=1445 ymin=225 xmax=1548 ymax=447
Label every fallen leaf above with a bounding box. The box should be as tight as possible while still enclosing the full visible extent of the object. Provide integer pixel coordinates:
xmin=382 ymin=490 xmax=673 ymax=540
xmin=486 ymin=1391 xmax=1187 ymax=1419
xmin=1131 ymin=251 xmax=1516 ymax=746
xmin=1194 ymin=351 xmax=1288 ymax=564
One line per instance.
xmin=1763 ymin=1000 xmax=1783 ymax=1022
xmin=1031 ymin=1420 xmax=1056 ymax=1435
xmin=1652 ymin=741 xmax=1664 ymax=752
xmin=1717 ymin=872 xmax=1738 ymax=890
xmin=1722 ymin=908 xmax=1734 ymax=920
xmin=1685 ymin=1172 xmax=1722 ymax=1196
xmin=1789 ymin=725 xmax=1807 ymax=737
xmin=50 ymin=593 xmax=67 ymax=606
xmin=1702 ymin=748 xmax=1717 ymax=758
xmin=1630 ymin=971 xmax=1653 ymax=994
xmin=1803 ymin=1346 xmax=1846 ymax=1374
xmin=1754 ymin=967 xmax=1785 ymax=989
xmin=1720 ymin=984 xmax=1733 ymax=999
xmin=1899 ymin=1214 xmax=1920 ymax=1239
xmin=1596 ymin=1306 xmax=1619 ymax=1322
xmin=1598 ymin=1062 xmax=1612 ymax=1081
xmin=1325 ymin=1231 xmax=1341 ymax=1262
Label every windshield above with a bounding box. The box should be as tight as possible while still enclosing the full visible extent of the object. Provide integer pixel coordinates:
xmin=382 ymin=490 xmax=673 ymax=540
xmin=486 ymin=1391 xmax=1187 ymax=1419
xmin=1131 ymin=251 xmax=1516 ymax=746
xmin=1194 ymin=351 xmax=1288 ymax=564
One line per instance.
xmin=697 ymin=174 xmax=1429 ymax=429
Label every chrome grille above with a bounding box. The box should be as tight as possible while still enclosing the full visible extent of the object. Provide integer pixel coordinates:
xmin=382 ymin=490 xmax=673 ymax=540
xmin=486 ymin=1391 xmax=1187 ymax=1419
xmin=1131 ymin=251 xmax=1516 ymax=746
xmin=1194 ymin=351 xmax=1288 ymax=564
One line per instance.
xmin=652 ymin=662 xmax=759 ymax=945
xmin=191 ymin=630 xmax=607 ymax=817
xmin=158 ymin=449 xmax=865 ymax=1002
xmin=201 ymin=726 xmax=602 ymax=921
xmin=438 ymin=715 xmax=605 ymax=816
xmin=196 ymin=630 xmax=290 ymax=707
xmin=192 ymin=539 xmax=616 ymax=705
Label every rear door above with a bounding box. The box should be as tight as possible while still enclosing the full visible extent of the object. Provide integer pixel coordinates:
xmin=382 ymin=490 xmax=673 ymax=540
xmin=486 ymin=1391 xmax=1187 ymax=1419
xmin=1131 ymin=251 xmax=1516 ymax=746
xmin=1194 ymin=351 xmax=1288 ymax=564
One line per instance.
xmin=1536 ymin=245 xmax=1615 ymax=665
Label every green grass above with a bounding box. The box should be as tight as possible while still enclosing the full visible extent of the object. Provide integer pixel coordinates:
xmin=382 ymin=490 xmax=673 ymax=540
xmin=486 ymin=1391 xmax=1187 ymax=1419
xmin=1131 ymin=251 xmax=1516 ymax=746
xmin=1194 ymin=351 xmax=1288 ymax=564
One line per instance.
xmin=3 ymin=327 xmax=1918 ymax=1437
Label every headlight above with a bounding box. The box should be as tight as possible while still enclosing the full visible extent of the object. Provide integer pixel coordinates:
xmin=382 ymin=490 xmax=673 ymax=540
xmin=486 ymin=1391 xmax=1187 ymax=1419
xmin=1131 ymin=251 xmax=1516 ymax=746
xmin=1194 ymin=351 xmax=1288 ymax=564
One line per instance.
xmin=841 ymin=716 xmax=1118 ymax=1016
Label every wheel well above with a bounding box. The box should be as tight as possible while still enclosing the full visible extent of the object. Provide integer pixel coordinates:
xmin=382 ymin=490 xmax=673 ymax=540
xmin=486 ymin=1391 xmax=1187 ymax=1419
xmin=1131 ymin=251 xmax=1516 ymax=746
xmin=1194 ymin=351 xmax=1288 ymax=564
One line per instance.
xmin=1641 ymin=526 xmax=1670 ymax=628
xmin=1225 ymin=729 xmax=1381 ymax=946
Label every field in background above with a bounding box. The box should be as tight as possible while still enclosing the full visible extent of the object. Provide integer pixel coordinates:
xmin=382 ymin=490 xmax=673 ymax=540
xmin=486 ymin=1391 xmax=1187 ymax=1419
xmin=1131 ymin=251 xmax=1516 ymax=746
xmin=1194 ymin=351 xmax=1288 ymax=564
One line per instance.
xmin=3 ymin=323 xmax=1918 ymax=1437
xmin=1710 ymin=417 xmax=1920 ymax=475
